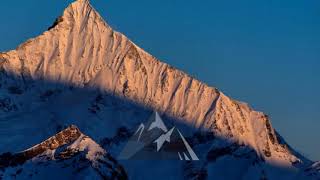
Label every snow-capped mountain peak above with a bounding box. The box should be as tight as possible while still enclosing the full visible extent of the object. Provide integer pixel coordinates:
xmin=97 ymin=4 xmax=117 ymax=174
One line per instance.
xmin=0 ymin=0 xmax=292 ymax=164
xmin=0 ymin=0 xmax=318 ymax=179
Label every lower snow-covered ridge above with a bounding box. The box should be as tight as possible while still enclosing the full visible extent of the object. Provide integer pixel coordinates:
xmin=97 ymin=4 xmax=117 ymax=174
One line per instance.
xmin=0 ymin=125 xmax=127 ymax=180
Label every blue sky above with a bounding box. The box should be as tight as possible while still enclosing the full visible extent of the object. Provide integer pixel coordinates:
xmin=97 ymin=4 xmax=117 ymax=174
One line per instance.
xmin=0 ymin=0 xmax=319 ymax=160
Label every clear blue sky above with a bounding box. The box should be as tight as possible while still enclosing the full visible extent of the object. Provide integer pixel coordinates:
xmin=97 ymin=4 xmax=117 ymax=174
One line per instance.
xmin=0 ymin=0 xmax=319 ymax=160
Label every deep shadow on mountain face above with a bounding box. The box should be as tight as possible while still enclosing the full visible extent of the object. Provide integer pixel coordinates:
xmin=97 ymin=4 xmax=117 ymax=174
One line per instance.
xmin=0 ymin=72 xmax=315 ymax=180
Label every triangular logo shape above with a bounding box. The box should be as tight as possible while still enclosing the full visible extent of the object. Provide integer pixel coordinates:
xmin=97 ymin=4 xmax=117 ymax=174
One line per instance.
xmin=118 ymin=111 xmax=199 ymax=160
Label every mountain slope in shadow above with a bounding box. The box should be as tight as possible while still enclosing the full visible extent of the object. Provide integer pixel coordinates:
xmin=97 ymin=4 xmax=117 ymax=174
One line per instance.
xmin=0 ymin=76 xmax=316 ymax=180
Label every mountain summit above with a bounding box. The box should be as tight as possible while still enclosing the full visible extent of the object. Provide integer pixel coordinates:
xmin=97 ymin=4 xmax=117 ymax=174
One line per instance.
xmin=0 ymin=0 xmax=318 ymax=179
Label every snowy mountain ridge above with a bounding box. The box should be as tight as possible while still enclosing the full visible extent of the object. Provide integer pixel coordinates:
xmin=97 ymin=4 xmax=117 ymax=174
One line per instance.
xmin=0 ymin=0 xmax=318 ymax=179
xmin=0 ymin=125 xmax=127 ymax=179
xmin=0 ymin=0 xmax=295 ymax=163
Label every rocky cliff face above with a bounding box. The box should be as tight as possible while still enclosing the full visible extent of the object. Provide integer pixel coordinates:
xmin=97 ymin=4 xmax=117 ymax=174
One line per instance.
xmin=0 ymin=125 xmax=127 ymax=180
xmin=0 ymin=0 xmax=317 ymax=179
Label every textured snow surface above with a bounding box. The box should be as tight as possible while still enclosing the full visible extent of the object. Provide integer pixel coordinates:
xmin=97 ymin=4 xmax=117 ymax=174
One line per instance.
xmin=0 ymin=126 xmax=127 ymax=179
xmin=0 ymin=0 xmax=318 ymax=179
